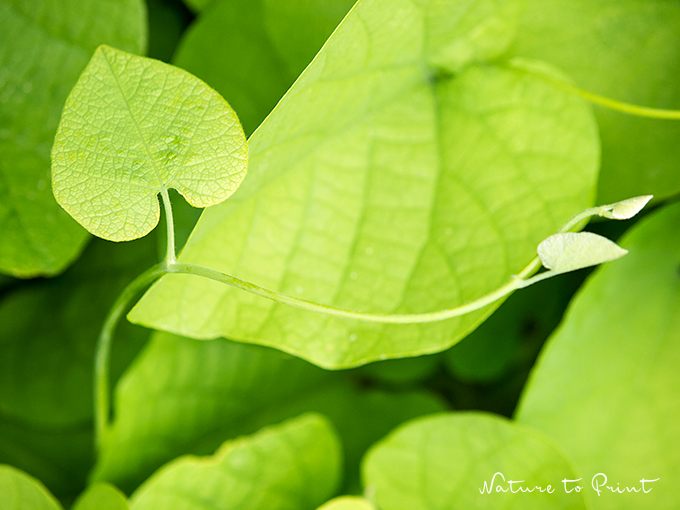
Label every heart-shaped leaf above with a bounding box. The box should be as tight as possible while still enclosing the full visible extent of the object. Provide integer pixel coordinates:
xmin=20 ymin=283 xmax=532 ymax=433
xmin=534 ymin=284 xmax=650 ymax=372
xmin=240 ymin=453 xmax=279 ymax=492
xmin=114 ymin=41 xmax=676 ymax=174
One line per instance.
xmin=72 ymin=484 xmax=129 ymax=510
xmin=0 ymin=465 xmax=62 ymax=510
xmin=51 ymin=45 xmax=248 ymax=242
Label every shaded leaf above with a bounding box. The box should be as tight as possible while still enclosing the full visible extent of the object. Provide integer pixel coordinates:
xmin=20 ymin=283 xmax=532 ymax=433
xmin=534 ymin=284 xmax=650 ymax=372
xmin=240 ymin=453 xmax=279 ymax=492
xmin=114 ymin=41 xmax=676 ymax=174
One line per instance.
xmin=51 ymin=45 xmax=247 ymax=242
xmin=0 ymin=464 xmax=62 ymax=510
xmin=72 ymin=483 xmax=129 ymax=510
xmin=174 ymin=0 xmax=356 ymax=135
xmin=363 ymin=412 xmax=587 ymax=510
xmin=517 ymin=201 xmax=680 ymax=509
xmin=537 ymin=232 xmax=627 ymax=274
xmin=130 ymin=0 xmax=598 ymax=369
xmin=0 ymin=0 xmax=146 ymax=277
xmin=93 ymin=332 xmax=446 ymax=493
xmin=510 ymin=0 xmax=680 ymax=203
xmin=129 ymin=414 xmax=341 ymax=510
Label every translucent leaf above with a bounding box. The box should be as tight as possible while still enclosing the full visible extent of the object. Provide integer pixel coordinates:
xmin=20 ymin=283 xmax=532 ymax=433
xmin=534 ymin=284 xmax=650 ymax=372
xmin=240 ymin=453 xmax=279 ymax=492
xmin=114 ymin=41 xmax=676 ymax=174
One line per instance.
xmin=174 ymin=0 xmax=356 ymax=135
xmin=129 ymin=414 xmax=341 ymax=510
xmin=600 ymin=194 xmax=653 ymax=220
xmin=537 ymin=232 xmax=627 ymax=274
xmin=317 ymin=497 xmax=376 ymax=510
xmin=362 ymin=413 xmax=587 ymax=510
xmin=517 ymin=201 xmax=680 ymax=510
xmin=72 ymin=484 xmax=129 ymax=510
xmin=51 ymin=45 xmax=247 ymax=242
xmin=0 ymin=465 xmax=62 ymax=510
xmin=130 ymin=0 xmax=599 ymax=368
xmin=0 ymin=0 xmax=146 ymax=276
xmin=93 ymin=332 xmax=445 ymax=494
xmin=510 ymin=0 xmax=680 ymax=203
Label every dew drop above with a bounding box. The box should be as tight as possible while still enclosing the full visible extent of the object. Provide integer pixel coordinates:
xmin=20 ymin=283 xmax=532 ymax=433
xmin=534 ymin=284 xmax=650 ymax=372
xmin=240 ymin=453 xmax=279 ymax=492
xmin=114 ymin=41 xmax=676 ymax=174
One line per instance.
xmin=349 ymin=333 xmax=357 ymax=342
xmin=295 ymin=286 xmax=304 ymax=294
xmin=445 ymin=227 xmax=453 ymax=236
xmin=365 ymin=247 xmax=374 ymax=256
xmin=350 ymin=271 xmax=358 ymax=280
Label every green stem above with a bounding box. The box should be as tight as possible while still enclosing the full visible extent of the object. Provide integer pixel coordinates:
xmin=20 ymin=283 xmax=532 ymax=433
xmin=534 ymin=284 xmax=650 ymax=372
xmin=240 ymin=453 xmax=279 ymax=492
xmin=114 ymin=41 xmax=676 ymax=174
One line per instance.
xmin=160 ymin=188 xmax=177 ymax=264
xmin=510 ymin=61 xmax=680 ymax=120
xmin=94 ymin=263 xmax=167 ymax=449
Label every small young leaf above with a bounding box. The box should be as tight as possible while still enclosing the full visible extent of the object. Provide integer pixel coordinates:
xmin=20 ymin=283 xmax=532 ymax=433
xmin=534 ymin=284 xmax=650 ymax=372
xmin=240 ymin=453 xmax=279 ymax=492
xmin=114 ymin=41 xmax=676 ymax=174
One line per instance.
xmin=0 ymin=465 xmax=62 ymax=510
xmin=537 ymin=232 xmax=627 ymax=274
xmin=129 ymin=414 xmax=341 ymax=510
xmin=51 ymin=45 xmax=247 ymax=242
xmin=72 ymin=483 xmax=129 ymax=510
xmin=317 ymin=497 xmax=376 ymax=510
xmin=600 ymin=194 xmax=653 ymax=220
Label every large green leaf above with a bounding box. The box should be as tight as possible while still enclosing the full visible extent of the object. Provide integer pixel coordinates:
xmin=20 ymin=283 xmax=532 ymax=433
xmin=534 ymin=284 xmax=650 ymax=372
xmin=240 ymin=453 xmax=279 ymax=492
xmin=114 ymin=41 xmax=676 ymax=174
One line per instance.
xmin=0 ymin=465 xmax=62 ymax=510
xmin=93 ymin=332 xmax=446 ymax=493
xmin=174 ymin=0 xmax=356 ymax=135
xmin=51 ymin=45 xmax=248 ymax=242
xmin=363 ymin=412 xmax=587 ymax=510
xmin=72 ymin=484 xmax=129 ymax=510
xmin=516 ymin=201 xmax=680 ymax=509
xmin=129 ymin=414 xmax=341 ymax=510
xmin=509 ymin=0 xmax=680 ymax=203
xmin=130 ymin=0 xmax=599 ymax=369
xmin=0 ymin=0 xmax=146 ymax=277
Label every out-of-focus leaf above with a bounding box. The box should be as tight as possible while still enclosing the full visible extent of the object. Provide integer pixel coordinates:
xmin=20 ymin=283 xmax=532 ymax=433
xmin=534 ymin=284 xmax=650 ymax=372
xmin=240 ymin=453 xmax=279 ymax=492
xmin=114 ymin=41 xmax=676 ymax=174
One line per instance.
xmin=359 ymin=354 xmax=441 ymax=386
xmin=130 ymin=0 xmax=599 ymax=369
xmin=72 ymin=483 xmax=129 ymax=510
xmin=0 ymin=464 xmax=62 ymax=510
xmin=51 ymin=45 xmax=247 ymax=242
xmin=129 ymin=414 xmax=341 ymax=510
xmin=363 ymin=412 xmax=587 ymax=510
xmin=0 ymin=420 xmax=91 ymax=505
xmin=517 ymin=201 xmax=680 ymax=510
xmin=0 ymin=0 xmax=146 ymax=277
xmin=510 ymin=0 xmax=680 ymax=203
xmin=174 ymin=0 xmax=356 ymax=135
xmin=0 ymin=237 xmax=156 ymax=427
xmin=146 ymin=0 xmax=192 ymax=63
xmin=317 ymin=497 xmax=375 ymax=510
xmin=93 ymin=332 xmax=446 ymax=493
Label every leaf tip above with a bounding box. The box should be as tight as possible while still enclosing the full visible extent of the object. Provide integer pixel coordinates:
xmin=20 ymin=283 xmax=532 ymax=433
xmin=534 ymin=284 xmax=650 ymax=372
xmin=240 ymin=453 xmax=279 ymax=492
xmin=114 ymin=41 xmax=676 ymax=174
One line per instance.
xmin=601 ymin=195 xmax=653 ymax=220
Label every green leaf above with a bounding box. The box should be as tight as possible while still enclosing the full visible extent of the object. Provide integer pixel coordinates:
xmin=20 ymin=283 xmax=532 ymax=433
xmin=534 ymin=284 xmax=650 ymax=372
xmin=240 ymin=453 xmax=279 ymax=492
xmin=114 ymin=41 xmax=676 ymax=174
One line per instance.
xmin=0 ymin=420 xmax=92 ymax=505
xmin=51 ymin=45 xmax=248 ymax=242
xmin=0 ymin=237 xmax=156 ymax=427
xmin=0 ymin=0 xmax=146 ymax=277
xmin=129 ymin=414 xmax=342 ymax=510
xmin=0 ymin=465 xmax=62 ymax=510
xmin=72 ymin=484 xmax=129 ymax=510
xmin=317 ymin=497 xmax=376 ymax=510
xmin=516 ymin=201 xmax=680 ymax=510
xmin=93 ymin=332 xmax=446 ymax=493
xmin=600 ymin=194 xmax=653 ymax=221
xmin=509 ymin=0 xmax=680 ymax=203
xmin=130 ymin=0 xmax=599 ymax=369
xmin=363 ymin=412 xmax=587 ymax=510
xmin=174 ymin=0 xmax=356 ymax=135
xmin=537 ymin=232 xmax=627 ymax=275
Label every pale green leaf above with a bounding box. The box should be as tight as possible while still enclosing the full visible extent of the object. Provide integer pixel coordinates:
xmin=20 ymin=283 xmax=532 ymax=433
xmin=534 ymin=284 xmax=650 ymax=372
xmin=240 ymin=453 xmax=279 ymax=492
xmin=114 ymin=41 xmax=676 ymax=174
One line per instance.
xmin=317 ymin=497 xmax=376 ymax=510
xmin=130 ymin=0 xmax=598 ymax=369
xmin=0 ymin=465 xmax=62 ymax=510
xmin=600 ymin=194 xmax=653 ymax=221
xmin=363 ymin=413 xmax=587 ymax=510
xmin=72 ymin=484 xmax=129 ymax=510
xmin=0 ymin=0 xmax=146 ymax=276
xmin=509 ymin=0 xmax=680 ymax=203
xmin=129 ymin=414 xmax=341 ymax=510
xmin=537 ymin=232 xmax=627 ymax=274
xmin=93 ymin=332 xmax=445 ymax=493
xmin=517 ymin=201 xmax=680 ymax=510
xmin=174 ymin=0 xmax=356 ymax=135
xmin=51 ymin=45 xmax=248 ymax=242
